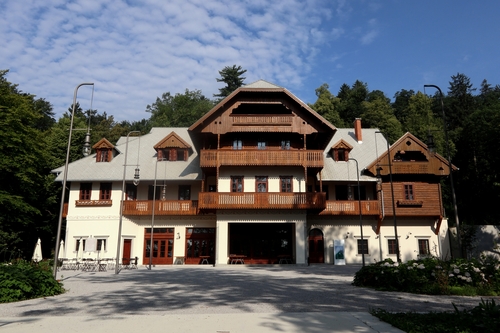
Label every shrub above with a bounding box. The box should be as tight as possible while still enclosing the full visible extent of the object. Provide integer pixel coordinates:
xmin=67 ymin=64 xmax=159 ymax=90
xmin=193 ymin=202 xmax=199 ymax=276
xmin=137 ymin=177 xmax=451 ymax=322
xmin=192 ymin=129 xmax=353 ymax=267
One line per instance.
xmin=353 ymin=256 xmax=500 ymax=296
xmin=0 ymin=260 xmax=64 ymax=303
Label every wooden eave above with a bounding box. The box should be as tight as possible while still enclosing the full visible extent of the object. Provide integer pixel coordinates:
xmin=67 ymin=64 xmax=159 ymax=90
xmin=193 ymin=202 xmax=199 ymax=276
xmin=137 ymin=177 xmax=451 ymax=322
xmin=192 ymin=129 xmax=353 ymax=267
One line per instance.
xmin=331 ymin=139 xmax=353 ymax=151
xmin=154 ymin=131 xmax=192 ymax=149
xmin=188 ymin=87 xmax=336 ymax=145
xmin=365 ymin=132 xmax=458 ymax=176
xmin=92 ymin=138 xmax=114 ymax=149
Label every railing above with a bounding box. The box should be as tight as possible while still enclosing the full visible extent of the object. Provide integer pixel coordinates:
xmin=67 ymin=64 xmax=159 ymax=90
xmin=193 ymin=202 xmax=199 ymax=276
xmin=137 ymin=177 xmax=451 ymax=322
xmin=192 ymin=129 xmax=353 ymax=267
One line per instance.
xmin=199 ymin=150 xmax=324 ymax=167
xmin=231 ymin=115 xmax=293 ymax=125
xmin=318 ymin=200 xmax=380 ymax=216
xmin=198 ymin=192 xmax=326 ymax=210
xmin=122 ymin=200 xmax=199 ymax=216
xmin=75 ymin=200 xmax=112 ymax=206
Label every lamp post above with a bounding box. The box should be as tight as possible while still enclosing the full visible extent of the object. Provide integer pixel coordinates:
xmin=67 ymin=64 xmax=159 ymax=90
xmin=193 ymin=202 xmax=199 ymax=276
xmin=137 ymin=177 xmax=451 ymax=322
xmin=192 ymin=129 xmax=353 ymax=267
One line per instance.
xmin=115 ymin=131 xmax=141 ymax=274
xmin=375 ymin=131 xmax=400 ymax=263
xmin=349 ymin=158 xmax=365 ymax=266
xmin=424 ymin=84 xmax=462 ymax=256
xmin=53 ymin=82 xmax=94 ymax=279
xmin=149 ymin=157 xmax=167 ymax=270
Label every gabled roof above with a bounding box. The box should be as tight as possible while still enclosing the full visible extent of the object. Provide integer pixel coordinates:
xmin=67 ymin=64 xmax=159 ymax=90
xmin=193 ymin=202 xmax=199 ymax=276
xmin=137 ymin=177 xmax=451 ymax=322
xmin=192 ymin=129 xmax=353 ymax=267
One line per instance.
xmin=331 ymin=139 xmax=353 ymax=151
xmin=92 ymin=138 xmax=114 ymax=149
xmin=364 ymin=132 xmax=456 ymax=176
xmin=154 ymin=131 xmax=191 ymax=149
xmin=188 ymin=80 xmax=336 ymax=133
xmin=52 ymin=128 xmax=201 ymax=182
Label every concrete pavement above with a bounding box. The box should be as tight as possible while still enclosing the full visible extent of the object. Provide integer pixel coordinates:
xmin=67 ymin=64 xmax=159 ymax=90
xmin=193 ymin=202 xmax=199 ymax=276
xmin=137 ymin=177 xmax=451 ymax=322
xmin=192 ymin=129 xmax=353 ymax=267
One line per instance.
xmin=0 ymin=264 xmax=489 ymax=332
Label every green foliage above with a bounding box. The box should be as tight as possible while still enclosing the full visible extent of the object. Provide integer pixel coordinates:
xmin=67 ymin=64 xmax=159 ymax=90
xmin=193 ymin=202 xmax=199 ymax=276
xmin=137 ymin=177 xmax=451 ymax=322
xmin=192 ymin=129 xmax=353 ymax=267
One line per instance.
xmin=147 ymin=89 xmax=214 ymax=127
xmin=214 ymin=65 xmax=247 ymax=99
xmin=308 ymin=83 xmax=344 ymax=127
xmin=371 ymin=299 xmax=500 ymax=333
xmin=353 ymin=257 xmax=500 ymax=296
xmin=361 ymin=97 xmax=403 ymax=143
xmin=0 ymin=260 xmax=64 ymax=303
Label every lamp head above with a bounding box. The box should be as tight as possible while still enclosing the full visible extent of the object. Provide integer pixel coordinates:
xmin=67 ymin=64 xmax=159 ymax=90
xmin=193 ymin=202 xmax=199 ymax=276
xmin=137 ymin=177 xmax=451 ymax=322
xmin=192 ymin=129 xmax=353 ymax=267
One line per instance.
xmin=133 ymin=167 xmax=140 ymax=186
xmin=427 ymin=132 xmax=436 ymax=154
xmin=82 ymin=132 xmax=91 ymax=157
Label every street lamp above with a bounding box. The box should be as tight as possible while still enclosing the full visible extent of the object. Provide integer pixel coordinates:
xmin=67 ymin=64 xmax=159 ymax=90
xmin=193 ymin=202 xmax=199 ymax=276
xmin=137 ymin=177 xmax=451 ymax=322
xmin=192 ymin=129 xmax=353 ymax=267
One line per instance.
xmin=375 ymin=131 xmax=400 ymax=263
xmin=115 ymin=131 xmax=141 ymax=274
xmin=149 ymin=157 xmax=167 ymax=270
xmin=349 ymin=158 xmax=365 ymax=266
xmin=424 ymin=84 xmax=461 ymax=256
xmin=53 ymin=83 xmax=94 ymax=278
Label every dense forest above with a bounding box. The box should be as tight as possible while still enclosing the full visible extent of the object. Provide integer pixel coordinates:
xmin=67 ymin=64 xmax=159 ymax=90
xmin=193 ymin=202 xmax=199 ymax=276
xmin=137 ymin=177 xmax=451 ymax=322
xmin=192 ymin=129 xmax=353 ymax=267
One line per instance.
xmin=1 ymin=67 xmax=499 ymax=261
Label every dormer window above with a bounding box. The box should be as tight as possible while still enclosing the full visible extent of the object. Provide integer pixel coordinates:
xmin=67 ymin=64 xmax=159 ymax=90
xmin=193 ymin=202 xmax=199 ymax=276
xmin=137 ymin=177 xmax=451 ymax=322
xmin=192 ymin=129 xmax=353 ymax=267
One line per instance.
xmin=331 ymin=139 xmax=353 ymax=162
xmin=92 ymin=138 xmax=115 ymax=163
xmin=154 ymin=131 xmax=192 ymax=162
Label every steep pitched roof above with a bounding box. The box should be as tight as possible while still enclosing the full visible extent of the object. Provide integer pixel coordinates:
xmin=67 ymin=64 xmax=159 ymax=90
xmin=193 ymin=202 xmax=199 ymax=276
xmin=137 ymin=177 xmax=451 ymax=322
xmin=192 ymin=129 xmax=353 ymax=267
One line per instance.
xmin=92 ymin=138 xmax=114 ymax=149
xmin=154 ymin=131 xmax=191 ymax=149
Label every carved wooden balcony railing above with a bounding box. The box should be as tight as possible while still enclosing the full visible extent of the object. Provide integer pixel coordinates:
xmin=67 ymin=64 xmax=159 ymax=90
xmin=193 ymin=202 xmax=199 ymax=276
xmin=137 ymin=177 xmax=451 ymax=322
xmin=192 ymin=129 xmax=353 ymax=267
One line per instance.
xmin=231 ymin=114 xmax=293 ymax=125
xmin=199 ymin=150 xmax=324 ymax=168
xmin=198 ymin=192 xmax=326 ymax=210
xmin=318 ymin=200 xmax=380 ymax=216
xmin=122 ymin=200 xmax=198 ymax=216
xmin=75 ymin=200 xmax=112 ymax=206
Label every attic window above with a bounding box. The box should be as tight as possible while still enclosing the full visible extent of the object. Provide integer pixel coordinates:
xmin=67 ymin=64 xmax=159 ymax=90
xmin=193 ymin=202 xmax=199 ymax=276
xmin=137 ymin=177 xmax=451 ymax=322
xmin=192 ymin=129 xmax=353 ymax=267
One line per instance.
xmin=159 ymin=148 xmax=187 ymax=161
xmin=331 ymin=139 xmax=353 ymax=162
xmin=92 ymin=138 xmax=115 ymax=163
xmin=97 ymin=149 xmax=111 ymax=162
xmin=336 ymin=149 xmax=347 ymax=162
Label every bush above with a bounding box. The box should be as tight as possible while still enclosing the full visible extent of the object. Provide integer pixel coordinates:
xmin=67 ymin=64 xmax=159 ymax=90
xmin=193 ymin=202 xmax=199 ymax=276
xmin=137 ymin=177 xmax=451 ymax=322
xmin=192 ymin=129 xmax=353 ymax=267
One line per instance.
xmin=0 ymin=260 xmax=64 ymax=303
xmin=353 ymin=256 xmax=500 ymax=296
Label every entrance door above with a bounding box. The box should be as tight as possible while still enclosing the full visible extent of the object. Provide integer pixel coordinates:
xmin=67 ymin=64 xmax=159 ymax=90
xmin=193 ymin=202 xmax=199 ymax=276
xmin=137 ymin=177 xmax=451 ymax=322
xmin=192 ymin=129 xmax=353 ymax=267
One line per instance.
xmin=122 ymin=239 xmax=132 ymax=265
xmin=308 ymin=229 xmax=324 ymax=263
xmin=144 ymin=228 xmax=174 ymax=265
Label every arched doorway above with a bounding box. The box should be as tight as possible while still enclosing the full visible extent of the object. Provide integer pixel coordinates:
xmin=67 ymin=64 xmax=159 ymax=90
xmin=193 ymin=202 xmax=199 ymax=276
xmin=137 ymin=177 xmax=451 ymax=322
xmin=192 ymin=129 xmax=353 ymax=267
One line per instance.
xmin=308 ymin=228 xmax=324 ymax=263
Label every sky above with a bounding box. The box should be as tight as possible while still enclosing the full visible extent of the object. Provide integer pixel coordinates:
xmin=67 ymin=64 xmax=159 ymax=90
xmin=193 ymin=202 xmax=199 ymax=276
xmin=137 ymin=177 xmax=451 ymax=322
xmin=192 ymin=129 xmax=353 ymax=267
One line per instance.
xmin=2 ymin=0 xmax=499 ymax=122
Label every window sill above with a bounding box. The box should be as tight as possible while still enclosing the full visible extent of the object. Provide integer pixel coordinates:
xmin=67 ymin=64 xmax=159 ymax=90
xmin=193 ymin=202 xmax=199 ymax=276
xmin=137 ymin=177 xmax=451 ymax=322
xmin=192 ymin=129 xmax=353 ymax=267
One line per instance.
xmin=76 ymin=200 xmax=112 ymax=206
xmin=397 ymin=200 xmax=423 ymax=207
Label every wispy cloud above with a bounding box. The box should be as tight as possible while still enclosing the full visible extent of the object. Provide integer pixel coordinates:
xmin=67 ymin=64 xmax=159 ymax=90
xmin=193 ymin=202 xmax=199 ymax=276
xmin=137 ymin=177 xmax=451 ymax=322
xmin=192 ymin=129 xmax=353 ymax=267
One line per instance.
xmin=360 ymin=18 xmax=379 ymax=45
xmin=0 ymin=0 xmax=333 ymax=121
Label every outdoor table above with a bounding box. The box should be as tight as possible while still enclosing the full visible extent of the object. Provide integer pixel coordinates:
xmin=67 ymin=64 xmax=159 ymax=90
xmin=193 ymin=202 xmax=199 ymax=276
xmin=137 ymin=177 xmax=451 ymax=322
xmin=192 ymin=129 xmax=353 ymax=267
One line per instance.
xmin=199 ymin=256 xmax=210 ymax=264
xmin=229 ymin=254 xmax=246 ymax=264
xmin=277 ymin=255 xmax=293 ymax=264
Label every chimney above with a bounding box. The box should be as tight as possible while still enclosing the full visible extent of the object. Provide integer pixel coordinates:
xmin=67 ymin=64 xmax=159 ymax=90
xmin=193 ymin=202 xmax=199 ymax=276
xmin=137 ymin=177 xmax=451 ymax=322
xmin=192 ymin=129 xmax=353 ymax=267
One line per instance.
xmin=354 ymin=118 xmax=363 ymax=143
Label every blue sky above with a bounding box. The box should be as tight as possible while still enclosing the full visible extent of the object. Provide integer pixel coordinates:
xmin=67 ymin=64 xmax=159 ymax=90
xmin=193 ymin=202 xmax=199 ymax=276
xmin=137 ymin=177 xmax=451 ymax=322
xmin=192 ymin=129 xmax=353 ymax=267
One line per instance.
xmin=2 ymin=0 xmax=499 ymax=122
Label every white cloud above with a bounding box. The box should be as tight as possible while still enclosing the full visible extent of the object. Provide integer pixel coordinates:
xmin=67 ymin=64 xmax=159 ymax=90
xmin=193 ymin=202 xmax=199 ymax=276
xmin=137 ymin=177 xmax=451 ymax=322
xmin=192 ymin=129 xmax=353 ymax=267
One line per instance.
xmin=1 ymin=0 xmax=335 ymax=121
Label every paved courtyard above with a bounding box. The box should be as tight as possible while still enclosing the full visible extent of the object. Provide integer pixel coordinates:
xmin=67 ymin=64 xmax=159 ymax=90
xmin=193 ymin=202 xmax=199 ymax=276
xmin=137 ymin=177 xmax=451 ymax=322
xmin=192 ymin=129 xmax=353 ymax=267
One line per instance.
xmin=0 ymin=264 xmax=494 ymax=332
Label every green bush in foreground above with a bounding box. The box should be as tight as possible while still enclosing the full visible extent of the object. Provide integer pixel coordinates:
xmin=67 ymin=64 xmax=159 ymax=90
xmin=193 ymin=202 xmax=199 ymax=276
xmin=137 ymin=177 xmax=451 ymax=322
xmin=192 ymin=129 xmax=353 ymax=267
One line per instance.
xmin=371 ymin=299 xmax=500 ymax=333
xmin=353 ymin=256 xmax=500 ymax=296
xmin=0 ymin=260 xmax=64 ymax=303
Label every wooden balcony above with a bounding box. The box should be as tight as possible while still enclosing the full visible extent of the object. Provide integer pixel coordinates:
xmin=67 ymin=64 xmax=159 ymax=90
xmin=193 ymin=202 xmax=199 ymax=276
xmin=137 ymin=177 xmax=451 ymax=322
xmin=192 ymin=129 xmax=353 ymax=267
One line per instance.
xmin=318 ymin=200 xmax=380 ymax=216
xmin=63 ymin=203 xmax=68 ymax=218
xmin=75 ymin=200 xmax=112 ymax=206
xmin=122 ymin=200 xmax=198 ymax=216
xmin=198 ymin=192 xmax=326 ymax=210
xmin=199 ymin=150 xmax=324 ymax=168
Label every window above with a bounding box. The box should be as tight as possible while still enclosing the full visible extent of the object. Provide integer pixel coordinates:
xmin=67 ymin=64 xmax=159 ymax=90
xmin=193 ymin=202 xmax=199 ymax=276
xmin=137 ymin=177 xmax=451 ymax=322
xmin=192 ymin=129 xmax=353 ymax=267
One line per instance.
xmin=79 ymin=183 xmax=92 ymax=200
xmin=256 ymin=176 xmax=268 ymax=192
xmin=97 ymin=149 xmax=110 ymax=162
xmin=178 ymin=185 xmax=191 ymax=200
xmin=388 ymin=239 xmax=398 ymax=255
xmin=160 ymin=148 xmax=187 ymax=161
xmin=100 ymin=183 xmax=112 ymax=200
xmin=404 ymin=184 xmax=414 ymax=200
xmin=280 ymin=176 xmax=292 ymax=192
xmin=357 ymin=239 xmax=368 ymax=255
xmin=233 ymin=140 xmax=242 ymax=150
xmin=96 ymin=239 xmax=106 ymax=251
xmin=75 ymin=238 xmax=86 ymax=252
xmin=418 ymin=239 xmax=430 ymax=255
xmin=231 ymin=176 xmax=243 ymax=192
xmin=337 ymin=149 xmax=346 ymax=161
xmin=257 ymin=141 xmax=266 ymax=150
xmin=208 ymin=185 xmax=216 ymax=192
xmin=176 ymin=149 xmax=185 ymax=161
xmin=281 ymin=140 xmax=291 ymax=150
xmin=126 ymin=183 xmax=137 ymax=200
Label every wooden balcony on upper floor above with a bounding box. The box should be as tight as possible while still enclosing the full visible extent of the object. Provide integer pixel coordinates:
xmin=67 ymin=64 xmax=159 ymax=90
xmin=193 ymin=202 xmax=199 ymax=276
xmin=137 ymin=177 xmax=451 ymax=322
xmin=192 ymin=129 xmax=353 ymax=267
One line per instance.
xmin=318 ymin=200 xmax=380 ymax=216
xmin=122 ymin=200 xmax=199 ymax=216
xmin=198 ymin=192 xmax=326 ymax=210
xmin=63 ymin=203 xmax=68 ymax=218
xmin=199 ymin=149 xmax=324 ymax=168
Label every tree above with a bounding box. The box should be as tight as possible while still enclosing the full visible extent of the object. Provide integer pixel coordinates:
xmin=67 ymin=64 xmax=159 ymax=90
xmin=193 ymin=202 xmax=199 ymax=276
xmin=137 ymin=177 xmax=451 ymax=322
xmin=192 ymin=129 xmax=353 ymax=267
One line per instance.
xmin=337 ymin=80 xmax=369 ymax=124
xmin=0 ymin=70 xmax=57 ymax=260
xmin=147 ymin=89 xmax=214 ymax=127
xmin=361 ymin=96 xmax=403 ymax=143
xmin=214 ymin=65 xmax=247 ymax=99
xmin=309 ymin=84 xmax=344 ymax=127
xmin=392 ymin=89 xmax=415 ymax=124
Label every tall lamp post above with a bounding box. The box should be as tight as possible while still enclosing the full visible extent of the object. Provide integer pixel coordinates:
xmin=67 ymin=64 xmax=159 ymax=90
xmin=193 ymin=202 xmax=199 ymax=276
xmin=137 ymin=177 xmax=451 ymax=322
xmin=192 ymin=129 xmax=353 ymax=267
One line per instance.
xmin=115 ymin=131 xmax=141 ymax=274
xmin=375 ymin=131 xmax=400 ymax=263
xmin=149 ymin=157 xmax=167 ymax=270
xmin=53 ymin=82 xmax=94 ymax=278
xmin=349 ymin=158 xmax=365 ymax=266
xmin=424 ymin=84 xmax=461 ymax=256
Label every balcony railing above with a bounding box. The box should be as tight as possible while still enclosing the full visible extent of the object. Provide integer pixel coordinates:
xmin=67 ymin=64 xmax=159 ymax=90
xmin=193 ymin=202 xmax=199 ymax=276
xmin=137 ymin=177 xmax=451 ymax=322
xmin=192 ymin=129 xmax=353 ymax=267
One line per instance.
xmin=199 ymin=150 xmax=324 ymax=168
xmin=122 ymin=200 xmax=198 ymax=216
xmin=318 ymin=200 xmax=380 ymax=216
xmin=198 ymin=192 xmax=326 ymax=210
xmin=75 ymin=200 xmax=112 ymax=206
